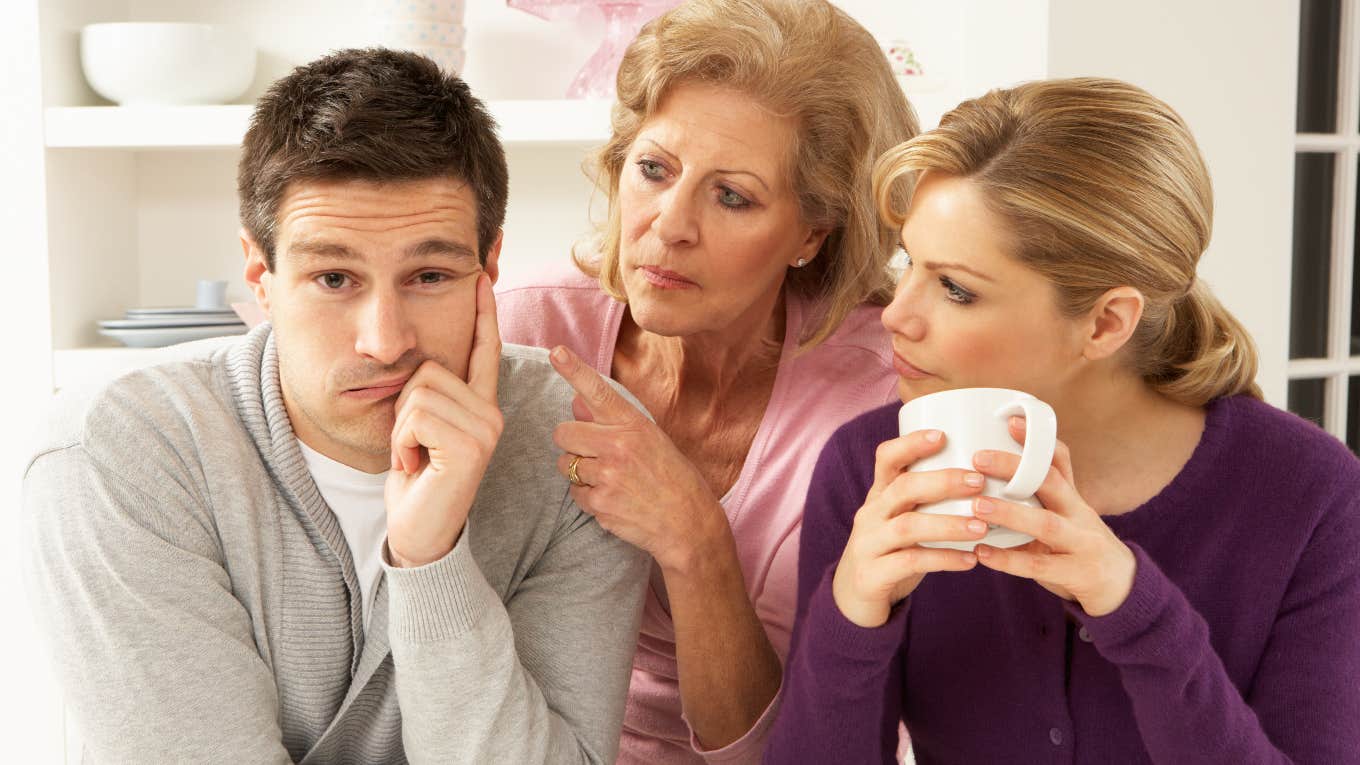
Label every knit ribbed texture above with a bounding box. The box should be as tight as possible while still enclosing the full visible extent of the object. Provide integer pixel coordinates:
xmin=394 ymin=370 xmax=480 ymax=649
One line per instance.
xmin=767 ymin=395 xmax=1360 ymax=764
xmin=23 ymin=324 xmax=649 ymax=763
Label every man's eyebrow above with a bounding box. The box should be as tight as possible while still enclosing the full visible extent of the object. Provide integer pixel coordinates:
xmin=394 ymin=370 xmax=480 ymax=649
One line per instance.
xmin=288 ymin=240 xmax=356 ymax=260
xmin=287 ymin=238 xmax=479 ymax=263
xmin=405 ymin=238 xmax=478 ymax=262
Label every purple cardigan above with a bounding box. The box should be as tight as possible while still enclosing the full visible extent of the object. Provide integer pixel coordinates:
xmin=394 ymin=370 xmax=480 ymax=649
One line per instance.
xmin=765 ymin=395 xmax=1360 ymax=764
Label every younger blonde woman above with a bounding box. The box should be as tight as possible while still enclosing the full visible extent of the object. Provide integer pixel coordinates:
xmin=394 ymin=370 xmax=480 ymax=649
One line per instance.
xmin=766 ymin=78 xmax=1360 ymax=763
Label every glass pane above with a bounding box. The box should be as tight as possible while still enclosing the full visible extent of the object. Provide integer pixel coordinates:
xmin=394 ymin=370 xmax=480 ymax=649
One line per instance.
xmin=1354 ymin=156 xmax=1360 ymax=356
xmin=1350 ymin=377 xmax=1360 ymax=453
xmin=1289 ymin=378 xmax=1327 ymax=428
xmin=1297 ymin=0 xmax=1341 ymax=133
xmin=1292 ymin=152 xmax=1335 ymax=358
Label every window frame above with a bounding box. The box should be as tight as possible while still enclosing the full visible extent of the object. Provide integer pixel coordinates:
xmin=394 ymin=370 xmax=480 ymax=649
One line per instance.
xmin=1291 ymin=0 xmax=1360 ymax=441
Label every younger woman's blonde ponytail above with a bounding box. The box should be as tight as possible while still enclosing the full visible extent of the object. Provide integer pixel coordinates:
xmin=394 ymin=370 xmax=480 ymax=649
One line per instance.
xmin=1137 ymin=280 xmax=1262 ymax=406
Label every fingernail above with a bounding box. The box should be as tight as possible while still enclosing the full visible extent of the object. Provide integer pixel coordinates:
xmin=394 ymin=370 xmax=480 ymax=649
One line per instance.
xmin=974 ymin=451 xmax=992 ymax=467
xmin=924 ymin=430 xmax=942 ymax=443
xmin=551 ymin=346 xmax=568 ymax=364
xmin=976 ymin=545 xmax=992 ymax=559
xmin=964 ymin=472 xmax=984 ymax=487
xmin=974 ymin=497 xmax=994 ymax=514
xmin=967 ymin=519 xmax=988 ymax=534
xmin=1011 ymin=416 xmax=1026 ymax=430
xmin=961 ymin=552 xmax=977 ymax=565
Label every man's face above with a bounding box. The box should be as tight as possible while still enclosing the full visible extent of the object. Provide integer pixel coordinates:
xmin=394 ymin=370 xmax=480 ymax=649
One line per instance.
xmin=243 ymin=177 xmax=500 ymax=473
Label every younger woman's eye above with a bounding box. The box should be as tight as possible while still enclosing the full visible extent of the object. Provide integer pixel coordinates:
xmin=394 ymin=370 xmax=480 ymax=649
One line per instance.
xmin=637 ymin=159 xmax=665 ymax=180
xmin=717 ymin=187 xmax=751 ymax=209
xmin=318 ymin=273 xmax=349 ymax=290
xmin=940 ymin=276 xmax=976 ymax=305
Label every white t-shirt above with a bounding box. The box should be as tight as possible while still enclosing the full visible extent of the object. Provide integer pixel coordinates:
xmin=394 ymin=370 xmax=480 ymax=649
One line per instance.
xmin=297 ymin=440 xmax=388 ymax=633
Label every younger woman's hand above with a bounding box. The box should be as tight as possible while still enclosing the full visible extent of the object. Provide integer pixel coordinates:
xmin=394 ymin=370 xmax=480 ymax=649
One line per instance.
xmin=969 ymin=417 xmax=1136 ymax=617
xmin=832 ymin=429 xmax=991 ymax=628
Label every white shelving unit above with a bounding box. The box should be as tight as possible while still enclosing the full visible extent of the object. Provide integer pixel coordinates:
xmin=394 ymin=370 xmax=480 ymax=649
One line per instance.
xmin=45 ymin=100 xmax=613 ymax=150
xmin=41 ymin=98 xmax=613 ymax=389
xmin=25 ymin=0 xmax=635 ymax=392
xmin=24 ymin=0 xmax=1043 ymax=392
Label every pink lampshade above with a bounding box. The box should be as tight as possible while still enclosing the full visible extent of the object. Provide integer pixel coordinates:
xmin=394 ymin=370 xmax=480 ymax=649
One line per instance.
xmin=508 ymin=0 xmax=682 ymax=98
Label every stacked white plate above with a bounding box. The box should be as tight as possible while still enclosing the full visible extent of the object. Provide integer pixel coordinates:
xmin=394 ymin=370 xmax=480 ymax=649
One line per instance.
xmin=370 ymin=0 xmax=467 ymax=74
xmin=98 ymin=306 xmax=247 ymax=348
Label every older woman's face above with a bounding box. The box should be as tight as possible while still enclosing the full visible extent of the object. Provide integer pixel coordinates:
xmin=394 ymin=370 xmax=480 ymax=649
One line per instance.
xmin=617 ymin=83 xmax=823 ymax=338
xmin=881 ymin=172 xmax=1086 ymax=405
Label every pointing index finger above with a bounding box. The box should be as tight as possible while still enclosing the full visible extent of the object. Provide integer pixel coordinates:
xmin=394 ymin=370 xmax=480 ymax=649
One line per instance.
xmin=549 ymin=345 xmax=640 ymax=425
xmin=467 ymin=273 xmax=501 ymax=402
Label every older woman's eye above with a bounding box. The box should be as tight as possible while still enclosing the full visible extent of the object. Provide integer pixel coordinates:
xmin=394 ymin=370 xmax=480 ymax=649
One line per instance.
xmin=717 ymin=187 xmax=750 ymax=209
xmin=637 ymin=159 xmax=665 ymax=180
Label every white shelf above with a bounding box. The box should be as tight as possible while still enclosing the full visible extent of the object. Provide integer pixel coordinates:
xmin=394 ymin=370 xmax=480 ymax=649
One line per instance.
xmin=44 ymin=100 xmax=613 ymax=150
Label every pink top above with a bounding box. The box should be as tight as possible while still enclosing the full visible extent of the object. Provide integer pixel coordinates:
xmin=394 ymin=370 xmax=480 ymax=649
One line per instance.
xmin=496 ymin=268 xmax=898 ymax=764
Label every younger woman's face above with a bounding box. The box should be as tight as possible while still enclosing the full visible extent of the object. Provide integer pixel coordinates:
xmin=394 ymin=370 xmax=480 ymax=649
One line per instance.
xmin=880 ymin=171 xmax=1087 ymax=404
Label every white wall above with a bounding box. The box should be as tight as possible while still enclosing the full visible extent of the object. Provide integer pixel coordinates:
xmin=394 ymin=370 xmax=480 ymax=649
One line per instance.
xmin=0 ymin=2 xmax=65 ymax=762
xmin=1047 ymin=0 xmax=1298 ymax=405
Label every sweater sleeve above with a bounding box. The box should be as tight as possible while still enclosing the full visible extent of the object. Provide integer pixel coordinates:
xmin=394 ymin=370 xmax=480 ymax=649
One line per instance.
xmin=684 ymin=680 xmax=781 ymax=763
xmin=1077 ymin=513 xmax=1360 ymax=764
xmin=763 ymin=429 xmax=907 ymax=765
xmin=384 ymin=499 xmax=649 ymax=765
xmin=22 ymin=446 xmax=295 ymax=764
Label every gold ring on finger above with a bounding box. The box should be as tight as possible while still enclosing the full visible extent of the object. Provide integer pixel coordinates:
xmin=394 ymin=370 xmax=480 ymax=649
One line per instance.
xmin=567 ymin=454 xmax=585 ymax=487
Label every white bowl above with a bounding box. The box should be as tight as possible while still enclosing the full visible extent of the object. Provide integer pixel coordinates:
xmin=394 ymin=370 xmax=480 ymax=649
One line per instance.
xmin=81 ymin=23 xmax=256 ymax=106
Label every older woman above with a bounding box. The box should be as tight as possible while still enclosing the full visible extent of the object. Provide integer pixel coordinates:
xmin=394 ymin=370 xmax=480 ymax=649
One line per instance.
xmin=765 ymin=78 xmax=1360 ymax=763
xmin=495 ymin=0 xmax=917 ymax=761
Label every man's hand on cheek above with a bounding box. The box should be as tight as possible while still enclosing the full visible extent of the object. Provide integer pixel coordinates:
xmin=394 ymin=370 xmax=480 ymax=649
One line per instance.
xmin=384 ymin=274 xmax=503 ymax=568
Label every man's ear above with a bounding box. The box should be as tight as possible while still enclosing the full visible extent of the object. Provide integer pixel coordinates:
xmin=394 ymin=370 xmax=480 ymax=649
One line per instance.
xmin=483 ymin=231 xmax=503 ymax=285
xmin=1081 ymin=286 xmax=1145 ymax=361
xmin=240 ymin=228 xmax=273 ymax=317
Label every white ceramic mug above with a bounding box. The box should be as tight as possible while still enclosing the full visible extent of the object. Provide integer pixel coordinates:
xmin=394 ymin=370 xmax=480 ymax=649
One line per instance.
xmin=897 ymin=387 xmax=1058 ymax=551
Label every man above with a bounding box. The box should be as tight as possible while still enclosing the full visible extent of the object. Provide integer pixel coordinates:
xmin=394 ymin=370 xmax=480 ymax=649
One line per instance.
xmin=23 ymin=49 xmax=647 ymax=763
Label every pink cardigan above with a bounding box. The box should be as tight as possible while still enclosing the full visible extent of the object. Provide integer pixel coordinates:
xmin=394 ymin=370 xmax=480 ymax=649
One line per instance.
xmin=496 ymin=268 xmax=898 ymax=764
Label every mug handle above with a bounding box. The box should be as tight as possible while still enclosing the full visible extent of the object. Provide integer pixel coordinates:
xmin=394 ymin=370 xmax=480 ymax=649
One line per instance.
xmin=993 ymin=398 xmax=1057 ymax=499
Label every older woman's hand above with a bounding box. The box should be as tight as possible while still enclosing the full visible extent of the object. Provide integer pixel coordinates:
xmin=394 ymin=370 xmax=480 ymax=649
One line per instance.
xmin=832 ymin=429 xmax=990 ymax=628
xmin=969 ymin=418 xmax=1137 ymax=617
xmin=547 ymin=345 xmax=726 ymax=574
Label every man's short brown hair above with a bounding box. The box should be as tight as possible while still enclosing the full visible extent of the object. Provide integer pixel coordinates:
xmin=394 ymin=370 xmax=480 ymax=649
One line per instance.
xmin=238 ymin=48 xmax=508 ymax=269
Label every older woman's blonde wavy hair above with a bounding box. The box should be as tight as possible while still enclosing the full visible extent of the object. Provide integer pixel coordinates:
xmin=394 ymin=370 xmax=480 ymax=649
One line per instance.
xmin=574 ymin=0 xmax=919 ymax=350
xmin=873 ymin=77 xmax=1261 ymax=406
